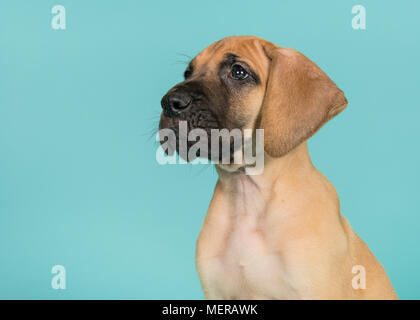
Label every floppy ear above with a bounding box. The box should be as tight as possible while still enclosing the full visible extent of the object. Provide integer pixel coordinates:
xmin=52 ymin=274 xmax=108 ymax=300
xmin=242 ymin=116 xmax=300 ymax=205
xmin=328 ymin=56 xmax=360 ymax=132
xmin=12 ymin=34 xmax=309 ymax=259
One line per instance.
xmin=259 ymin=44 xmax=348 ymax=158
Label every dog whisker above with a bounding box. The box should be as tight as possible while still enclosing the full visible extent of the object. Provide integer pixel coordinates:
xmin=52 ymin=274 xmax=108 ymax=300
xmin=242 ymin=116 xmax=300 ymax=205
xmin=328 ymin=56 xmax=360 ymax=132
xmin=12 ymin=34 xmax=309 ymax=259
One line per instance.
xmin=176 ymin=52 xmax=193 ymax=60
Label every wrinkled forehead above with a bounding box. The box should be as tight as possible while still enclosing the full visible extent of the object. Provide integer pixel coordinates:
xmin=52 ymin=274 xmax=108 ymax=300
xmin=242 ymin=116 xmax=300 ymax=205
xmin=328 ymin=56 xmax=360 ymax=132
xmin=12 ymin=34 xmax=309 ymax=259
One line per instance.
xmin=191 ymin=36 xmax=271 ymax=79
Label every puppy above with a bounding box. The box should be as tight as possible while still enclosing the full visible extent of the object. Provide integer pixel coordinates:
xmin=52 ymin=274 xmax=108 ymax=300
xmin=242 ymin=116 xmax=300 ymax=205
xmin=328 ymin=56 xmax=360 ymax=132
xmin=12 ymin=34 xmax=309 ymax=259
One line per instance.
xmin=159 ymin=36 xmax=397 ymax=299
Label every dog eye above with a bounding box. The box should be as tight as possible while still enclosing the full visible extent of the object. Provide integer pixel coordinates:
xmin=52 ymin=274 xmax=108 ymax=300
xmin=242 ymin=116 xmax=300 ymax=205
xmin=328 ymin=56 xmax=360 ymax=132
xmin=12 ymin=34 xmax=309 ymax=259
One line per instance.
xmin=230 ymin=64 xmax=248 ymax=80
xmin=184 ymin=68 xmax=193 ymax=79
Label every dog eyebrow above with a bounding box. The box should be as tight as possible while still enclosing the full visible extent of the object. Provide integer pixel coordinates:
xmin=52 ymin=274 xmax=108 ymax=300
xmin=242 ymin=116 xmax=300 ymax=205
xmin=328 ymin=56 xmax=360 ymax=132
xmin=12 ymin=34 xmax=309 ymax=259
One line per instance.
xmin=221 ymin=53 xmax=239 ymax=67
xmin=218 ymin=53 xmax=240 ymax=72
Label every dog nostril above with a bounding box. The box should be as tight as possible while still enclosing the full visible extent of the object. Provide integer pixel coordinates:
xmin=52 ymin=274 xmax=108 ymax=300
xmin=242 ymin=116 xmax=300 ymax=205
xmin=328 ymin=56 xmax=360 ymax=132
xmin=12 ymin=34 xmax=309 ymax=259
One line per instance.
xmin=172 ymin=100 xmax=181 ymax=110
xmin=170 ymin=96 xmax=191 ymax=111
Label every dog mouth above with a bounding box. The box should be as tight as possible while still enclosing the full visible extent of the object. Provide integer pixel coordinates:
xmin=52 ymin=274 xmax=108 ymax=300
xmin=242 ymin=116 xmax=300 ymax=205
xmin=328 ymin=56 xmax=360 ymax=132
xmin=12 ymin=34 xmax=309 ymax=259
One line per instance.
xmin=159 ymin=108 xmax=218 ymax=158
xmin=159 ymin=107 xmax=244 ymax=162
xmin=160 ymin=104 xmax=219 ymax=130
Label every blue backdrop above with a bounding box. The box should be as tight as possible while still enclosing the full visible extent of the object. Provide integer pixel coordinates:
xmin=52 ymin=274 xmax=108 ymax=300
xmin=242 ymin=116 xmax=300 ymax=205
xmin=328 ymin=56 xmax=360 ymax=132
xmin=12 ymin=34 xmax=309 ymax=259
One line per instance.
xmin=0 ymin=0 xmax=419 ymax=299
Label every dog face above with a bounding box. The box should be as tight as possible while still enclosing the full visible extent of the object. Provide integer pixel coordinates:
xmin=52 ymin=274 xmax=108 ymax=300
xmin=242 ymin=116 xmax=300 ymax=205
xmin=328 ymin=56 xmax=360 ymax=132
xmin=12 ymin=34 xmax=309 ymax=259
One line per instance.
xmin=159 ymin=35 xmax=347 ymax=166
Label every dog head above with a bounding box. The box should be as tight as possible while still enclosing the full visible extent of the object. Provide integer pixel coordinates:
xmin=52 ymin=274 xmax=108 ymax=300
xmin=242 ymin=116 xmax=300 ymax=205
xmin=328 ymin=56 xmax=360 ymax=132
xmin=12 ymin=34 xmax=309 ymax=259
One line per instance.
xmin=159 ymin=36 xmax=347 ymax=170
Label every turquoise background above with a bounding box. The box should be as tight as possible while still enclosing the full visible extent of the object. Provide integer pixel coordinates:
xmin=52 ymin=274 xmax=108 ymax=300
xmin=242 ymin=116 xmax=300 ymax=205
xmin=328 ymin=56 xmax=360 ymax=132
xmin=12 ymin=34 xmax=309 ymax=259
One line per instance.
xmin=0 ymin=0 xmax=419 ymax=299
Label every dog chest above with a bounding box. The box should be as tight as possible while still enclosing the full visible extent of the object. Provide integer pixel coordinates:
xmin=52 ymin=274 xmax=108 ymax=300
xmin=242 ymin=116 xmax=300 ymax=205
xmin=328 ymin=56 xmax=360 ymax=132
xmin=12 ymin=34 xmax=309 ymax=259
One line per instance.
xmin=197 ymin=216 xmax=299 ymax=299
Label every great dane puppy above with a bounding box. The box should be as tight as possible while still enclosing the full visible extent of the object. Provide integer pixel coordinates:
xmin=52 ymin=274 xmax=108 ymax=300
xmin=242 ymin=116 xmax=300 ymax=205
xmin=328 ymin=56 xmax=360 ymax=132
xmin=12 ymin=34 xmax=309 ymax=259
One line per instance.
xmin=159 ymin=36 xmax=397 ymax=299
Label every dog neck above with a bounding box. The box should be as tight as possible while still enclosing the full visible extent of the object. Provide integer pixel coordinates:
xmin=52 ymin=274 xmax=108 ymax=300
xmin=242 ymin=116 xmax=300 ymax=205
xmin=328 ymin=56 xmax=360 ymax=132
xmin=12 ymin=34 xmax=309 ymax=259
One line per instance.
xmin=214 ymin=142 xmax=334 ymax=218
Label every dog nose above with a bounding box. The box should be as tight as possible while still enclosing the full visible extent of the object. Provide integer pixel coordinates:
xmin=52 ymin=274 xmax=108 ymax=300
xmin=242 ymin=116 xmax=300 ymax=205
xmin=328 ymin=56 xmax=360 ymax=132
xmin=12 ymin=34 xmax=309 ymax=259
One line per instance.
xmin=161 ymin=92 xmax=192 ymax=117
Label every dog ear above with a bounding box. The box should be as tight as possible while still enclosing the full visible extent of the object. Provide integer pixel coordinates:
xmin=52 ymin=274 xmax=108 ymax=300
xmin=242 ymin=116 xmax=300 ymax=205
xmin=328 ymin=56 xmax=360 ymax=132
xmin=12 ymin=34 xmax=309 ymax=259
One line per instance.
xmin=259 ymin=44 xmax=348 ymax=158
